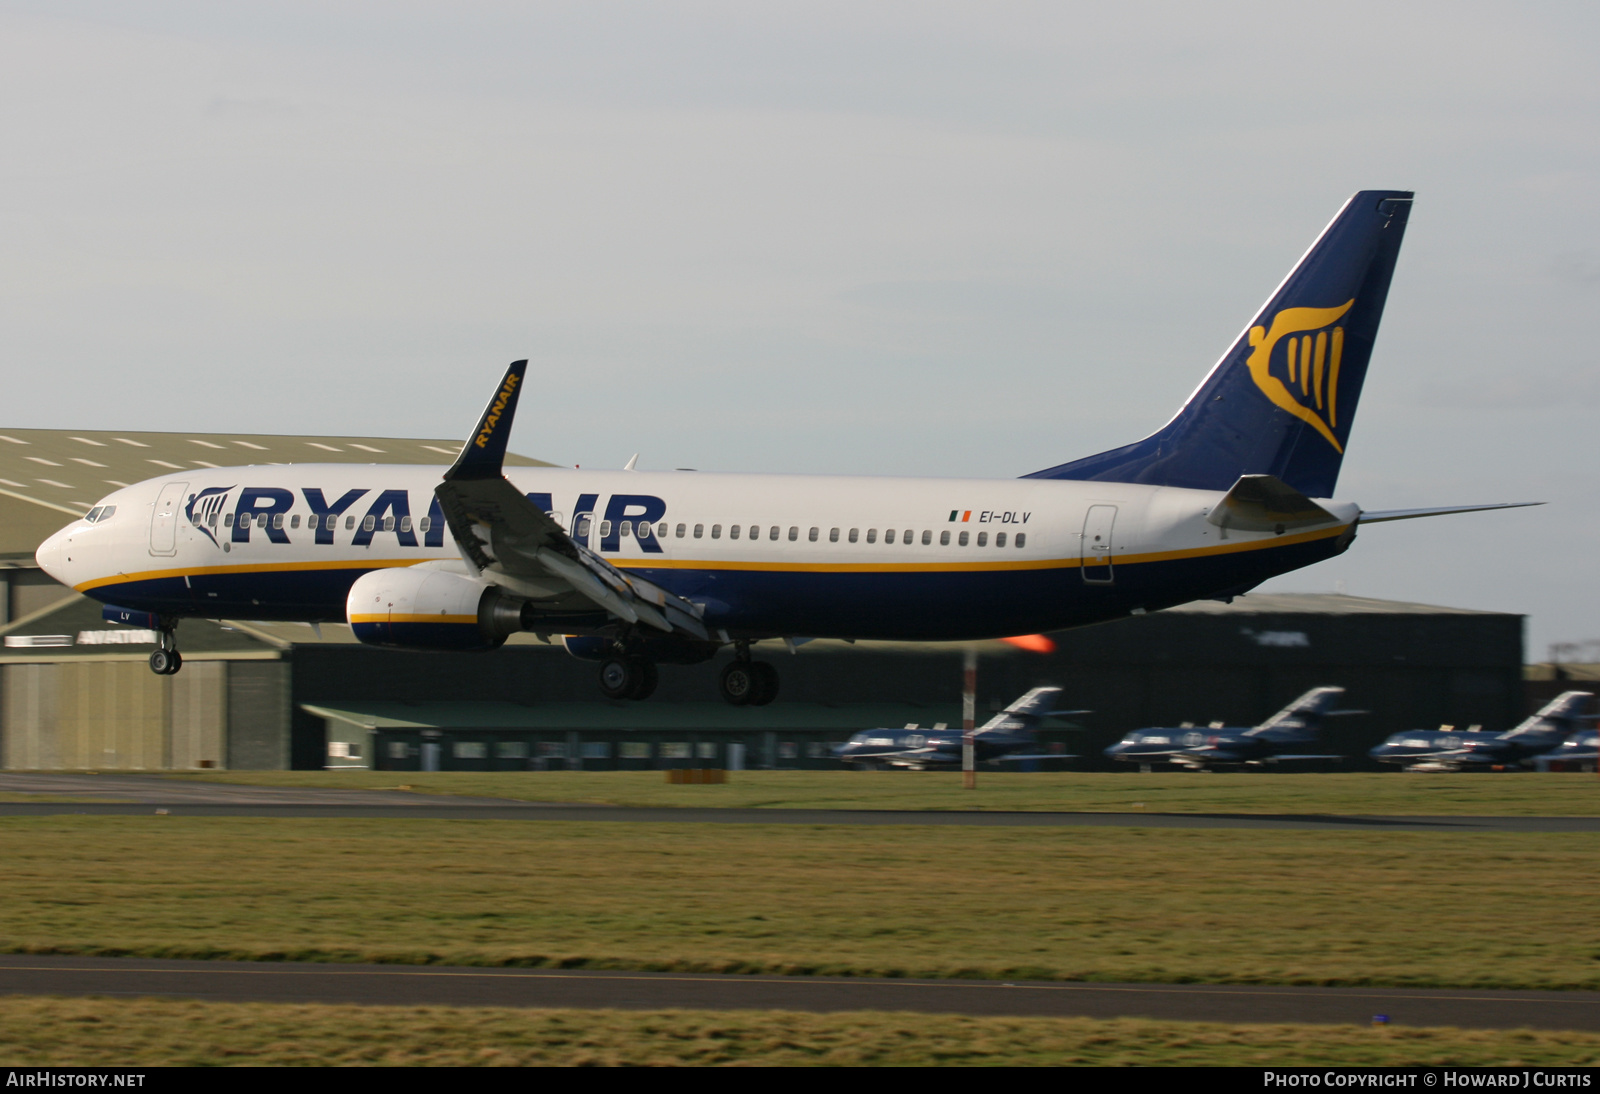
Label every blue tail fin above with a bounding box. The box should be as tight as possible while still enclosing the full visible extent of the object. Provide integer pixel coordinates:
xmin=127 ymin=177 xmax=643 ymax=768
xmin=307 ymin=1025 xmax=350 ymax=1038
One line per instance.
xmin=1024 ymin=190 xmax=1413 ymax=498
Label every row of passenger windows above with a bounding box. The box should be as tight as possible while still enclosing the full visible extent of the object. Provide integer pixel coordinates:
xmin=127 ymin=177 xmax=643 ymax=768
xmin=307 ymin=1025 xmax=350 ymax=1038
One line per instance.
xmin=573 ymin=518 xmax=1027 ymax=549
xmin=199 ymin=512 xmax=432 ymax=533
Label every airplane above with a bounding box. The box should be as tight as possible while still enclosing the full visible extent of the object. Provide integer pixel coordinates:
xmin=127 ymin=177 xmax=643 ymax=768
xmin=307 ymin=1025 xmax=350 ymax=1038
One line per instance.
xmin=35 ymin=189 xmax=1537 ymax=705
xmin=1103 ymin=686 xmax=1356 ymax=770
xmin=832 ymin=686 xmax=1084 ymax=768
xmin=1368 ymin=691 xmax=1596 ymax=771
xmin=1533 ymin=729 xmax=1599 ymax=772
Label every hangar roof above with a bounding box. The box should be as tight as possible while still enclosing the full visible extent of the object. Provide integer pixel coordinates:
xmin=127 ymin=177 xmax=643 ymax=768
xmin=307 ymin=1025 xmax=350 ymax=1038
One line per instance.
xmin=0 ymin=427 xmax=553 ymax=564
xmin=304 ymin=700 xmax=968 ymax=732
xmin=1160 ymin=593 xmax=1513 ymax=617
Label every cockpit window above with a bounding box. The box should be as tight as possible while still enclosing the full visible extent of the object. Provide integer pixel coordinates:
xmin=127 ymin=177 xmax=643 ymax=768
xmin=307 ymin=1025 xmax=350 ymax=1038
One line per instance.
xmin=84 ymin=505 xmax=116 ymax=523
xmin=85 ymin=507 xmax=102 ymax=523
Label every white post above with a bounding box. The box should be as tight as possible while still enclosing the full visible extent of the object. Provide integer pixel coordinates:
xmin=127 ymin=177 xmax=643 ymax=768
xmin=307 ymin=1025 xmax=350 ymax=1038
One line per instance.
xmin=962 ymin=646 xmax=977 ymax=790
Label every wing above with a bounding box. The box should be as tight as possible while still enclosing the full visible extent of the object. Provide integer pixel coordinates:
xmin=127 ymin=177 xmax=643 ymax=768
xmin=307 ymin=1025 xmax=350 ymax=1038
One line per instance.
xmin=432 ymin=361 xmax=708 ymax=641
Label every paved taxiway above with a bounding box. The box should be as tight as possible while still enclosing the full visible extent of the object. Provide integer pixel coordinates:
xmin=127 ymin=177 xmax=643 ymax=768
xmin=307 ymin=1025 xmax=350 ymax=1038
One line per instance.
xmin=1 ymin=956 xmax=1596 ymax=1031
xmin=1 ymin=773 xmax=1596 ymax=830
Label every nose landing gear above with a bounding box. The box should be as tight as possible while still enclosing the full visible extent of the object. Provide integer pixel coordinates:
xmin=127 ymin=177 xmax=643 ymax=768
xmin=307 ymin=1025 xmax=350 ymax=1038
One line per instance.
xmin=148 ymin=624 xmax=182 ymax=676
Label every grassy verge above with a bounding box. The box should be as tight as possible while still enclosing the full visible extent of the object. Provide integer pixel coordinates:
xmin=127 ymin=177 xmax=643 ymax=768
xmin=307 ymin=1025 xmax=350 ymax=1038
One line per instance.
xmin=4 ymin=997 xmax=1598 ymax=1066
xmin=153 ymin=769 xmax=1600 ymax=815
xmin=3 ymin=817 xmax=1598 ymax=990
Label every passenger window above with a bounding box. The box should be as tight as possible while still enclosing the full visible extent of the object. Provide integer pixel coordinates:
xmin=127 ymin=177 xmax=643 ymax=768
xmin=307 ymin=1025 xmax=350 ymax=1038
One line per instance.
xmin=866 ymin=528 xmax=877 ymax=543
xmin=257 ymin=513 xmax=270 ymax=529
xmin=598 ymin=520 xmax=613 ymax=537
xmin=730 ymin=525 xmax=740 ymax=540
xmin=382 ymin=516 xmax=394 ymax=532
xmin=290 ymin=514 xmax=301 ymax=530
xmin=828 ymin=528 xmax=838 ymax=543
xmin=621 ymin=521 xmax=633 ymax=537
xmin=638 ymin=523 xmax=652 ymax=539
xmin=885 ymin=529 xmax=896 ymax=545
xmin=676 ymin=524 xmax=686 ymax=538
xmin=419 ymin=516 xmax=432 ymax=533
xmin=1015 ymin=532 xmax=1026 ymax=548
xmin=399 ymin=516 xmax=412 ymax=532
xmin=658 ymin=523 xmax=669 ymax=539
xmin=996 ymin=532 xmax=1007 ymax=547
xmin=920 ymin=530 xmax=931 ymax=546
xmin=207 ymin=513 xmax=219 ymax=528
xmin=939 ymin=530 xmax=950 ymax=546
xmin=849 ymin=528 xmax=859 ymax=543
xmin=711 ymin=524 xmax=722 ymax=539
xmin=755 ymin=526 xmax=764 ymax=540
xmin=362 ymin=515 xmax=376 ymax=532
xmin=977 ymin=531 xmax=987 ymax=546
xmin=694 ymin=524 xmax=705 ymax=539
xmin=225 ymin=513 xmax=236 ymax=528
xmin=575 ymin=517 xmax=590 ymax=537
xmin=788 ymin=526 xmax=799 ymax=542
xmin=958 ymin=530 xmax=969 ymax=546
xmin=810 ymin=527 xmax=820 ymax=542
xmin=346 ymin=515 xmax=356 ymax=530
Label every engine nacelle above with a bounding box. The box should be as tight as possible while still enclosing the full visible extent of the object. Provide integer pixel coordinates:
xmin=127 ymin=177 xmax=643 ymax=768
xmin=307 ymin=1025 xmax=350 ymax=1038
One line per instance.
xmin=347 ymin=567 xmax=513 ymax=652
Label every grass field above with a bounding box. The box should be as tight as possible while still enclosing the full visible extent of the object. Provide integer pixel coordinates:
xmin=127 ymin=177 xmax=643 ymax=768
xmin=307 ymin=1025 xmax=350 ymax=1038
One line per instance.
xmin=3 ymin=816 xmax=1597 ymax=990
xmin=155 ymin=769 xmax=1600 ymax=815
xmin=4 ymin=997 xmax=1598 ymax=1066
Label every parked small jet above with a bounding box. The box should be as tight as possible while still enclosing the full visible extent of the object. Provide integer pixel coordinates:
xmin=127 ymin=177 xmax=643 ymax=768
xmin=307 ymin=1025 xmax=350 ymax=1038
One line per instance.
xmin=833 ymin=687 xmax=1082 ymax=769
xmin=1368 ymin=691 xmax=1596 ymax=771
xmin=1534 ymin=730 xmax=1599 ymax=771
xmin=1104 ymin=686 xmax=1354 ymax=770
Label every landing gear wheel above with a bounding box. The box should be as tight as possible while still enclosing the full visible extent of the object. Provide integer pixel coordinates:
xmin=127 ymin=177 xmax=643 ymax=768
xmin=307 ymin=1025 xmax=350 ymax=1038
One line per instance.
xmin=149 ymin=649 xmax=181 ymax=676
xmin=600 ymin=657 xmax=660 ymax=701
xmin=748 ymin=661 xmax=778 ymax=706
xmin=599 ymin=657 xmax=634 ymax=699
xmin=720 ymin=661 xmax=756 ymax=706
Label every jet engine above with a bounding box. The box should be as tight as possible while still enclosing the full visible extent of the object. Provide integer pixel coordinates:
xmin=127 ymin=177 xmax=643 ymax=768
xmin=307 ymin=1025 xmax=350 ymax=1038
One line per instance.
xmin=346 ymin=566 xmax=527 ymax=652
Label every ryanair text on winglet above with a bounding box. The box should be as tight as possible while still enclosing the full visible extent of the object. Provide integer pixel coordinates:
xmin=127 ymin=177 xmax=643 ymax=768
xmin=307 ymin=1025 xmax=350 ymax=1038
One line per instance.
xmin=475 ymin=373 xmax=521 ymax=449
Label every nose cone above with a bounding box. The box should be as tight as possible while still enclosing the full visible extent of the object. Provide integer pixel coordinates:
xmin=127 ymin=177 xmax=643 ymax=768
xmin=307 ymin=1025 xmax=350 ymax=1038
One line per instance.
xmin=36 ymin=526 xmax=72 ymax=585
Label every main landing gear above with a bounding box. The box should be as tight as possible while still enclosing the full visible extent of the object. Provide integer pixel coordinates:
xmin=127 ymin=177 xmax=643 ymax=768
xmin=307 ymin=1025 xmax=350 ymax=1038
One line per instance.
xmin=719 ymin=656 xmax=777 ymax=707
xmin=599 ymin=656 xmax=659 ymax=701
xmin=148 ymin=625 xmax=182 ymax=676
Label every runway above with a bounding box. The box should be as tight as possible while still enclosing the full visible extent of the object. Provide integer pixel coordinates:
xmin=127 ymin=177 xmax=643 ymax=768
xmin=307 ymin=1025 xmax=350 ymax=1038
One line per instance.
xmin=1 ymin=955 xmax=1595 ymax=1031
xmin=0 ymin=774 xmax=1595 ymax=830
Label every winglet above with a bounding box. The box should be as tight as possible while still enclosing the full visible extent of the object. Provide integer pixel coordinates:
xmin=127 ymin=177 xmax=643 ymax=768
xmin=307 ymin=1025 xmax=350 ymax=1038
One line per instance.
xmin=443 ymin=360 xmax=528 ymax=482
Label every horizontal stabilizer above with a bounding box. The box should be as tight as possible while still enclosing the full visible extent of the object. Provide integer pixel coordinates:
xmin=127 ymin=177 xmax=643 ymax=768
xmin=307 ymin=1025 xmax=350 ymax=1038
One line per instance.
xmin=1206 ymin=475 xmax=1340 ymax=534
xmin=1358 ymin=502 xmax=1542 ymax=524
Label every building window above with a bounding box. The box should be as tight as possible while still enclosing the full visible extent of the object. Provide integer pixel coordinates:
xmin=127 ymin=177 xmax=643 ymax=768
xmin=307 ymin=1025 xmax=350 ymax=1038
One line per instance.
xmin=977 ymin=531 xmax=988 ymax=546
xmin=619 ymin=741 xmax=651 ymax=759
xmin=996 ymin=532 xmax=1008 ymax=547
xmin=695 ymin=742 xmax=717 ymax=759
xmin=581 ymin=742 xmax=612 ymax=759
xmin=1015 ymin=532 xmax=1026 ymax=548
xmin=778 ymin=742 xmax=798 ymax=760
xmin=386 ymin=741 xmax=409 ymax=760
xmin=453 ymin=741 xmax=487 ymax=759
xmin=660 ymin=742 xmax=691 ymax=759
xmin=496 ymin=741 xmax=529 ymax=759
xmin=536 ymin=741 xmax=567 ymax=758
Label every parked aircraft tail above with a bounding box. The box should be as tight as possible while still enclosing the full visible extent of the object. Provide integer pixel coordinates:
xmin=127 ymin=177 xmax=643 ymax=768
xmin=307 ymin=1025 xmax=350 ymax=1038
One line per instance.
xmin=1502 ymin=690 xmax=1596 ymax=743
xmin=1024 ymin=190 xmax=1413 ymax=499
xmin=1245 ymin=685 xmax=1353 ymax=741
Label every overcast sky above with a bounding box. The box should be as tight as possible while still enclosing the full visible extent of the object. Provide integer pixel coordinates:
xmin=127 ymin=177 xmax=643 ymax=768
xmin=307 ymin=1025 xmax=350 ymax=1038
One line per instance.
xmin=3 ymin=2 xmax=1596 ymax=658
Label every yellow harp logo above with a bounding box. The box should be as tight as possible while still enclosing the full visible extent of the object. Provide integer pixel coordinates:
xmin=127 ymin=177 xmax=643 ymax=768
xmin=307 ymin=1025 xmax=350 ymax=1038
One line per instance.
xmin=1245 ymin=299 xmax=1355 ymax=452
